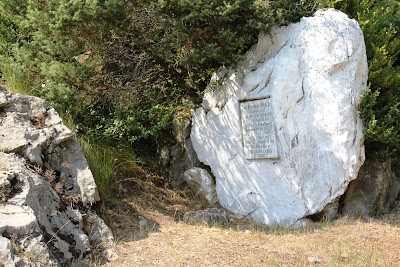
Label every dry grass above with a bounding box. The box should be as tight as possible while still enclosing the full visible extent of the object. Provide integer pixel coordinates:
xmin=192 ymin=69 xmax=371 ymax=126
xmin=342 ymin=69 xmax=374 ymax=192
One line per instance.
xmin=105 ymin=213 xmax=400 ymax=267
xmin=101 ymin=171 xmax=400 ymax=267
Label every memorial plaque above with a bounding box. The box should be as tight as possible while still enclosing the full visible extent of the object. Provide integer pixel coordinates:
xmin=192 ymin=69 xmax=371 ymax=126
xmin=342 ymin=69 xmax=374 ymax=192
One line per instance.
xmin=240 ymin=97 xmax=278 ymax=159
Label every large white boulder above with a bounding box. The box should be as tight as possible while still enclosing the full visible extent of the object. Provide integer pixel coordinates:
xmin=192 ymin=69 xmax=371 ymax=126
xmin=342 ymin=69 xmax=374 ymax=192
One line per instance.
xmin=191 ymin=9 xmax=368 ymax=226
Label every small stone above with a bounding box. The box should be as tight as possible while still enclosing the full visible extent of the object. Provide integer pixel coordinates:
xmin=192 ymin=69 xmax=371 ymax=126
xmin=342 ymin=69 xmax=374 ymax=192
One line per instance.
xmin=139 ymin=219 xmax=148 ymax=229
xmin=183 ymin=208 xmax=228 ymax=227
xmin=307 ymin=256 xmax=322 ymax=266
xmin=103 ymin=249 xmax=119 ymax=261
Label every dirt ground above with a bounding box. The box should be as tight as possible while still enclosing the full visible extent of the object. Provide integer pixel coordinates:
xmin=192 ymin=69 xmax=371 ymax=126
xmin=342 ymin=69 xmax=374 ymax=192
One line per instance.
xmin=101 ymin=174 xmax=400 ymax=267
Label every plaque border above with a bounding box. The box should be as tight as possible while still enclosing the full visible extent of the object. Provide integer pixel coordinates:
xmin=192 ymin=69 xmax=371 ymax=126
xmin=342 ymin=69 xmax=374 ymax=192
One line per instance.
xmin=239 ymin=96 xmax=279 ymax=160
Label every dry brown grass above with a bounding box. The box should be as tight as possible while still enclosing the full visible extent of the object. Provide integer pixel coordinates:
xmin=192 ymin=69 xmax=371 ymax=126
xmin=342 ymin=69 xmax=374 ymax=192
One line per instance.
xmin=105 ymin=213 xmax=400 ymax=267
xmin=102 ymin=170 xmax=400 ymax=267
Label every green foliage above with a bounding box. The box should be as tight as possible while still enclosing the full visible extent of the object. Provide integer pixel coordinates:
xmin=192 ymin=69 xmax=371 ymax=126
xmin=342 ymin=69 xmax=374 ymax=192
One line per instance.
xmin=0 ymin=0 xmax=317 ymax=147
xmin=94 ymin=0 xmax=318 ymax=144
xmin=1 ymin=0 xmax=399 ymax=165
xmin=0 ymin=15 xmax=16 ymax=55
xmin=133 ymin=0 xmax=318 ymax=92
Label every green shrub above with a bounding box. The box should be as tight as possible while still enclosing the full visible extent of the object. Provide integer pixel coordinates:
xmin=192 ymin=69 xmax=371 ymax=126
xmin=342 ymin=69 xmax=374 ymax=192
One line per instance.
xmin=92 ymin=0 xmax=318 ymax=144
xmin=132 ymin=0 xmax=318 ymax=93
xmin=0 ymin=1 xmax=318 ymax=147
xmin=0 ymin=59 xmax=32 ymax=95
xmin=2 ymin=0 xmax=399 ymax=165
xmin=0 ymin=0 xmax=125 ymax=132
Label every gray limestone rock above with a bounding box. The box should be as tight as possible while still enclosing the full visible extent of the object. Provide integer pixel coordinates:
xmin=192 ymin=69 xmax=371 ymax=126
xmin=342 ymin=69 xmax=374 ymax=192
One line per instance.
xmin=342 ymin=159 xmax=399 ymax=218
xmin=0 ymin=235 xmax=15 ymax=267
xmin=0 ymin=90 xmax=113 ymax=266
xmin=183 ymin=167 xmax=217 ymax=204
xmin=183 ymin=208 xmax=228 ymax=227
xmin=0 ymin=205 xmax=37 ymax=236
xmin=161 ymin=111 xmax=203 ymax=188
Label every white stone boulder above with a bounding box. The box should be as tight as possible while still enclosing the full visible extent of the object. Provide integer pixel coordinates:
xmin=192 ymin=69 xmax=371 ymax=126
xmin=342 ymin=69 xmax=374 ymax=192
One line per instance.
xmin=191 ymin=9 xmax=368 ymax=226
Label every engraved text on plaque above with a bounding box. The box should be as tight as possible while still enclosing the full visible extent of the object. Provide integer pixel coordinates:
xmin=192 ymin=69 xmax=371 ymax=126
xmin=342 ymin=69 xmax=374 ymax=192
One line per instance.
xmin=240 ymin=98 xmax=278 ymax=159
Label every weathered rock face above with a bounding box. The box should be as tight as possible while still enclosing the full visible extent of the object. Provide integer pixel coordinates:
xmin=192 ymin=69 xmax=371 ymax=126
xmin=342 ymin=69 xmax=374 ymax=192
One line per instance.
xmin=342 ymin=159 xmax=400 ymax=218
xmin=0 ymin=88 xmax=113 ymax=266
xmin=183 ymin=167 xmax=217 ymax=204
xmin=161 ymin=114 xmax=202 ymax=188
xmin=191 ymin=9 xmax=368 ymax=226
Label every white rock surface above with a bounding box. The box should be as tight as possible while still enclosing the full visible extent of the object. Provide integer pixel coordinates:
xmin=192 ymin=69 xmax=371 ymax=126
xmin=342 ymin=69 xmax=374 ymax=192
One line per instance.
xmin=191 ymin=9 xmax=368 ymax=226
xmin=0 ymin=205 xmax=37 ymax=236
xmin=183 ymin=167 xmax=217 ymax=204
xmin=0 ymin=235 xmax=15 ymax=267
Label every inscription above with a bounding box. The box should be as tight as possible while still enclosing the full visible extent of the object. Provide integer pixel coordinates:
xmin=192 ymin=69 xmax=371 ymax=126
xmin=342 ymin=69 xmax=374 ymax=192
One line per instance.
xmin=240 ymin=98 xmax=278 ymax=159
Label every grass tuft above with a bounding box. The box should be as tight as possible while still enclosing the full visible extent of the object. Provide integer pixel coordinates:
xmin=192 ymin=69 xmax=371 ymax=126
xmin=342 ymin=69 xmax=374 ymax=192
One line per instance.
xmin=0 ymin=60 xmax=33 ymax=95
xmin=79 ymin=137 xmax=121 ymax=203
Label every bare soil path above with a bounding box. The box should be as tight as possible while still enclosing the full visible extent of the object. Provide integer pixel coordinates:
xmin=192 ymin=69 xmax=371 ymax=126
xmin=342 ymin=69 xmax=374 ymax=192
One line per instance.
xmin=100 ymin=174 xmax=400 ymax=267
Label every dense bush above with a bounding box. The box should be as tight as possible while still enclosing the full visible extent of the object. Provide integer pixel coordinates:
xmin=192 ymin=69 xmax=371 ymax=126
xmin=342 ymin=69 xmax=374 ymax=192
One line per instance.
xmin=0 ymin=0 xmax=126 ymax=135
xmin=0 ymin=0 xmax=318 ymax=147
xmin=1 ymin=0 xmax=399 ymax=164
xmin=95 ymin=0 xmax=319 ymax=145
xmin=130 ymin=1 xmax=317 ymax=91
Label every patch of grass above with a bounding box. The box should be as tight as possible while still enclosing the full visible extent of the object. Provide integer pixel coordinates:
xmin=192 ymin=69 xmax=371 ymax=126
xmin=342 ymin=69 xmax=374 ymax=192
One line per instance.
xmin=0 ymin=60 xmax=33 ymax=95
xmin=61 ymin=114 xmax=141 ymax=204
xmin=328 ymin=243 xmax=388 ymax=267
xmin=116 ymin=169 xmax=194 ymax=214
xmin=79 ymin=137 xmax=122 ymax=203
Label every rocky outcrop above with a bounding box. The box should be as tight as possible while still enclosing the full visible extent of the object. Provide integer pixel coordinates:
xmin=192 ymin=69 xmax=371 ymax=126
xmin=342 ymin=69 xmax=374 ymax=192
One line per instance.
xmin=0 ymin=88 xmax=113 ymax=266
xmin=342 ymin=159 xmax=400 ymax=218
xmin=191 ymin=9 xmax=368 ymax=226
xmin=160 ymin=113 xmax=203 ymax=188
